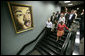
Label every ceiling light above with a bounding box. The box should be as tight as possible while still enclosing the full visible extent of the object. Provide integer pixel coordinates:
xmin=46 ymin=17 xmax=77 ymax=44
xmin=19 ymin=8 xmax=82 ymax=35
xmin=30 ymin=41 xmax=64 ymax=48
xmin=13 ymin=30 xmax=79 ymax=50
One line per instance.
xmin=77 ymin=8 xmax=79 ymax=10
xmin=68 ymin=3 xmax=73 ymax=5
xmin=64 ymin=1 xmax=71 ymax=3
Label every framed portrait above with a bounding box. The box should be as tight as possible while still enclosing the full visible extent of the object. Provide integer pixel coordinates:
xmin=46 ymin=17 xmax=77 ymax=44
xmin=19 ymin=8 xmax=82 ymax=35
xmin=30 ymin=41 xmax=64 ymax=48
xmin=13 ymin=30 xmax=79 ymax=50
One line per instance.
xmin=8 ymin=2 xmax=34 ymax=33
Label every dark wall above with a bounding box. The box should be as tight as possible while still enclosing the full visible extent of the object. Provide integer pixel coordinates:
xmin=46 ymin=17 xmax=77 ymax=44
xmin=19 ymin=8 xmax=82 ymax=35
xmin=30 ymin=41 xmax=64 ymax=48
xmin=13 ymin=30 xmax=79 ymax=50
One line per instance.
xmin=1 ymin=1 xmax=61 ymax=55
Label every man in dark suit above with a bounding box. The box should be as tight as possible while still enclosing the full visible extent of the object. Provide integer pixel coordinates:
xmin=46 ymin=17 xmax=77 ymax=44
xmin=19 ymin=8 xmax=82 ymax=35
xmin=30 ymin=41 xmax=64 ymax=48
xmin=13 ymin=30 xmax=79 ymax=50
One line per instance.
xmin=80 ymin=9 xmax=84 ymax=40
xmin=50 ymin=12 xmax=56 ymax=32
xmin=51 ymin=12 xmax=56 ymax=24
xmin=55 ymin=11 xmax=60 ymax=21
xmin=65 ymin=11 xmax=69 ymax=25
xmin=67 ymin=10 xmax=75 ymax=28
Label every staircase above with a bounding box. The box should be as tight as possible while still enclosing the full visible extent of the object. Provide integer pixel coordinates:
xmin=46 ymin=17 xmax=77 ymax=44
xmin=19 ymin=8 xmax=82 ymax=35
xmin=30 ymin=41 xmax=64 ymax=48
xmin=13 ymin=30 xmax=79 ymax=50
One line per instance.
xmin=27 ymin=29 xmax=69 ymax=55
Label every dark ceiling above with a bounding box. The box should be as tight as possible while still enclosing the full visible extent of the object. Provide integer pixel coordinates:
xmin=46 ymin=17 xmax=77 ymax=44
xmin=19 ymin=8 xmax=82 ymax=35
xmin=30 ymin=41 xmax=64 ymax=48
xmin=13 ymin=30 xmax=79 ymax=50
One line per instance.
xmin=58 ymin=1 xmax=84 ymax=7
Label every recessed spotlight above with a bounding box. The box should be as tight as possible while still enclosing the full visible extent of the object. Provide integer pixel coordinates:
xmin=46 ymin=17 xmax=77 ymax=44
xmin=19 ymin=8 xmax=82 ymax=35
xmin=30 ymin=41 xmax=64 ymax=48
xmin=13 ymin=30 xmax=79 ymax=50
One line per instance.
xmin=77 ymin=8 xmax=79 ymax=10
xmin=68 ymin=3 xmax=73 ymax=5
xmin=64 ymin=1 xmax=71 ymax=3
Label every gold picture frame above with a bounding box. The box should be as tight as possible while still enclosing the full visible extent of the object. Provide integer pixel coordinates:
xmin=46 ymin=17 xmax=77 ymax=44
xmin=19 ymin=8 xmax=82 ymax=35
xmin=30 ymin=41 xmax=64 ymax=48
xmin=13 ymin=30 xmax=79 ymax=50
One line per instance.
xmin=8 ymin=2 xmax=34 ymax=33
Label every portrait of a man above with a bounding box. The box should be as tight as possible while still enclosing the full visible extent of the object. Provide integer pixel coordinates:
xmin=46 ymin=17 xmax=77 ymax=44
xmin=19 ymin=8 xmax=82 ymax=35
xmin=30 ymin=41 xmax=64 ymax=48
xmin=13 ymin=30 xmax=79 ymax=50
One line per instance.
xmin=8 ymin=2 xmax=34 ymax=33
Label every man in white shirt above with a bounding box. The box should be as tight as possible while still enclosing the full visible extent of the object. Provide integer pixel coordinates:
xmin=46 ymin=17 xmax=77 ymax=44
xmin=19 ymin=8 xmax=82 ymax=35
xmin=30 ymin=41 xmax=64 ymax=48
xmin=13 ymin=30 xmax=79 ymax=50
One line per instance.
xmin=45 ymin=18 xmax=52 ymax=36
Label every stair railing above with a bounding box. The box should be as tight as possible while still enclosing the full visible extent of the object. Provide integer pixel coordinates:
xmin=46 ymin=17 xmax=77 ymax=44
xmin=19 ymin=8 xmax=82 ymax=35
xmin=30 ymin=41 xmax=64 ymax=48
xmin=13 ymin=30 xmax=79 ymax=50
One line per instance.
xmin=16 ymin=27 xmax=46 ymax=55
xmin=60 ymin=31 xmax=72 ymax=55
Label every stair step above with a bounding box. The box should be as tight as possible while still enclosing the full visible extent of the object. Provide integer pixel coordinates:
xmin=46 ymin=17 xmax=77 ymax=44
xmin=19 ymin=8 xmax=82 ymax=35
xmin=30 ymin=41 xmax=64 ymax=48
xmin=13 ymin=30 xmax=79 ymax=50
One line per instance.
xmin=61 ymin=36 xmax=67 ymax=39
xmin=40 ymin=41 xmax=60 ymax=55
xmin=29 ymin=49 xmax=41 ymax=55
xmin=44 ymin=36 xmax=63 ymax=47
xmin=36 ymin=47 xmax=48 ymax=55
xmin=37 ymin=45 xmax=51 ymax=55
xmin=50 ymin=33 xmax=67 ymax=38
xmin=42 ymin=38 xmax=62 ymax=49
xmin=50 ymin=33 xmax=67 ymax=40
xmin=42 ymin=39 xmax=62 ymax=52
xmin=46 ymin=36 xmax=64 ymax=45
xmin=37 ymin=44 xmax=56 ymax=55
xmin=49 ymin=35 xmax=65 ymax=43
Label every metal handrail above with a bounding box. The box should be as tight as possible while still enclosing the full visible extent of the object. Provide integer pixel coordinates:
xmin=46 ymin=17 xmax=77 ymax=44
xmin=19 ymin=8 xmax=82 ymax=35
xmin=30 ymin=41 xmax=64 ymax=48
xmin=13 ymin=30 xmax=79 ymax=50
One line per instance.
xmin=72 ymin=18 xmax=80 ymax=55
xmin=60 ymin=32 xmax=72 ymax=55
xmin=16 ymin=27 xmax=46 ymax=55
xmin=72 ymin=28 xmax=80 ymax=55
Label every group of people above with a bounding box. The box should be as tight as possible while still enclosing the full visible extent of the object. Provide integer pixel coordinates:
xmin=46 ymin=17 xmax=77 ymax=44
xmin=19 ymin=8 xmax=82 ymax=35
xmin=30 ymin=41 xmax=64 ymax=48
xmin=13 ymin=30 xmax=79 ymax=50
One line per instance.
xmin=45 ymin=7 xmax=84 ymax=41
